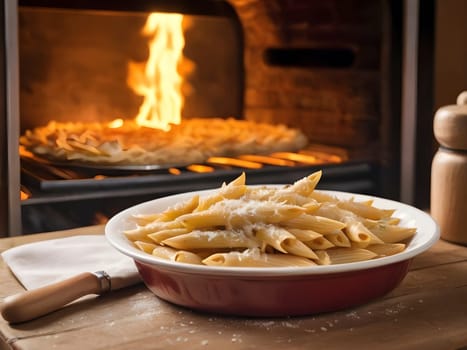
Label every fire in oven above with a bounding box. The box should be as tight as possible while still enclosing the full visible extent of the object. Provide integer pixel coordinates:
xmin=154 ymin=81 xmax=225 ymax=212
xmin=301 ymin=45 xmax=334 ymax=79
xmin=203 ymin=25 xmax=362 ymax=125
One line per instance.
xmin=14 ymin=0 xmax=396 ymax=234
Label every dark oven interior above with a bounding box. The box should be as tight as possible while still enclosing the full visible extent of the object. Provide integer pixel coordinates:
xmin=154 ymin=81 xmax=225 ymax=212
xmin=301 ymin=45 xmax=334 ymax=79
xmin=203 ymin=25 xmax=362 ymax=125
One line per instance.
xmin=10 ymin=0 xmax=409 ymax=234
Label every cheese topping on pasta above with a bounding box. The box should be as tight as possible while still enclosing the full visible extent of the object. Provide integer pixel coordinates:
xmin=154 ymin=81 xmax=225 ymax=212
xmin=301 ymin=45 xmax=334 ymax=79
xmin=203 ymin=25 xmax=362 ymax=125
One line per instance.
xmin=125 ymin=170 xmax=417 ymax=267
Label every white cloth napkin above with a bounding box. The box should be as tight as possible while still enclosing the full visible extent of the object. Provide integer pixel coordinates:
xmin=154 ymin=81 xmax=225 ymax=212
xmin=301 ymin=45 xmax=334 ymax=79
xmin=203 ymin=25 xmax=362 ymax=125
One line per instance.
xmin=1 ymin=235 xmax=137 ymax=290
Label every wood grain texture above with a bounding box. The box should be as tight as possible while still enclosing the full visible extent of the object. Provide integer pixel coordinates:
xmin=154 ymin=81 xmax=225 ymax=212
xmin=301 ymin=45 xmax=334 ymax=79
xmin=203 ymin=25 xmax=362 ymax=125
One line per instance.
xmin=1 ymin=225 xmax=467 ymax=350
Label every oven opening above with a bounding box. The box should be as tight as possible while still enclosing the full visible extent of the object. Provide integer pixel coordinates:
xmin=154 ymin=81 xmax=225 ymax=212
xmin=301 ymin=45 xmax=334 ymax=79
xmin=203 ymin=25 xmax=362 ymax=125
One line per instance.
xmin=15 ymin=0 xmax=399 ymax=234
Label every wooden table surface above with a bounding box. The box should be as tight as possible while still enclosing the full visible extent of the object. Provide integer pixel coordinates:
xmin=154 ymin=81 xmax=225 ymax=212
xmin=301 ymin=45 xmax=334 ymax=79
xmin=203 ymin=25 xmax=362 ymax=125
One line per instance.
xmin=1 ymin=225 xmax=466 ymax=350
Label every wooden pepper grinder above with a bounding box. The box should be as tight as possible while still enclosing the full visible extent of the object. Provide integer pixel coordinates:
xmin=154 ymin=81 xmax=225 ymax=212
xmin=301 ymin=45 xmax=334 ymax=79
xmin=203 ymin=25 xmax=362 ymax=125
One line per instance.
xmin=431 ymin=91 xmax=467 ymax=245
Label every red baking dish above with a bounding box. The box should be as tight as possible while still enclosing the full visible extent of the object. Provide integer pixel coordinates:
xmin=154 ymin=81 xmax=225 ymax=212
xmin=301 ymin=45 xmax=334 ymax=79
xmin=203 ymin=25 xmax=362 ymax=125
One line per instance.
xmin=106 ymin=188 xmax=439 ymax=317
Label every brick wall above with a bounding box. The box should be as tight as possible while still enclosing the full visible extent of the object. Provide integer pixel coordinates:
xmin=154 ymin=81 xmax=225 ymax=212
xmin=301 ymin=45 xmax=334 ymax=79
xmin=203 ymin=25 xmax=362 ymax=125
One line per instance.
xmin=228 ymin=0 xmax=384 ymax=148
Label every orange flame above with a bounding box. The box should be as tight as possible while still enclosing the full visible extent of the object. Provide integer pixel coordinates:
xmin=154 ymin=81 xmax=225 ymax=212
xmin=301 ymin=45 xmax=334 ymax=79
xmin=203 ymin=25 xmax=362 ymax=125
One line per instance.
xmin=20 ymin=190 xmax=30 ymax=201
xmin=108 ymin=118 xmax=124 ymax=128
xmin=128 ymin=13 xmax=185 ymax=131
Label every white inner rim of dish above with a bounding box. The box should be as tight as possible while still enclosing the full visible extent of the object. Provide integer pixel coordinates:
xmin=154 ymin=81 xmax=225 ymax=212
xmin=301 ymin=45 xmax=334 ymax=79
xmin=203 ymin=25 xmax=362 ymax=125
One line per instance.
xmin=105 ymin=188 xmax=440 ymax=277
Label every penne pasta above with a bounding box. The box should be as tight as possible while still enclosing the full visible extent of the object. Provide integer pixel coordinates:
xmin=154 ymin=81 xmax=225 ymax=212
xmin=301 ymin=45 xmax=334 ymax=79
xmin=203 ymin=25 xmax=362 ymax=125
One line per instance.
xmin=369 ymin=224 xmax=417 ymax=243
xmin=316 ymin=203 xmax=383 ymax=247
xmin=264 ymin=172 xmax=323 ymax=208
xmin=123 ymin=229 xmax=156 ymax=243
xmin=148 ymin=228 xmax=190 ymax=244
xmin=151 ymin=245 xmax=179 ymax=260
xmin=176 ymin=210 xmax=227 ymax=229
xmin=308 ymin=190 xmax=339 ymax=204
xmin=195 ymin=174 xmax=246 ymax=212
xmin=365 ymin=243 xmax=406 ymax=257
xmin=124 ymin=170 xmax=417 ymax=268
xmin=362 ymin=217 xmax=401 ymax=228
xmin=315 ymin=202 xmax=352 ymax=223
xmin=304 ymin=236 xmax=335 ymax=250
xmin=252 ymin=224 xmax=318 ymax=259
xmin=225 ymin=200 xmax=306 ymax=226
xmin=286 ymin=228 xmax=323 ymax=241
xmin=130 ymin=213 xmax=163 ymax=226
xmin=178 ymin=199 xmax=305 ymax=229
xmin=343 ymin=221 xmax=384 ymax=247
xmin=152 ymin=246 xmax=204 ymax=265
xmin=252 ymin=224 xmax=292 ymax=254
xmin=227 ymin=171 xmax=246 ymax=186
xmin=283 ymin=214 xmax=346 ymax=234
xmin=161 ymin=229 xmax=259 ymax=250
xmin=281 ymin=239 xmax=319 ymax=260
xmin=336 ymin=200 xmax=395 ymax=220
xmin=270 ymin=191 xmax=320 ymax=211
xmin=314 ymin=250 xmax=331 ymax=265
xmin=285 ymin=170 xmax=322 ymax=197
xmin=324 ymin=230 xmax=351 ymax=247
xmin=173 ymin=251 xmax=204 ymax=265
xmin=202 ymin=248 xmax=316 ymax=267
xmin=325 ymin=247 xmax=377 ymax=264
xmin=160 ymin=194 xmax=200 ymax=221
xmin=243 ymin=186 xmax=276 ymax=201
xmin=134 ymin=241 xmax=157 ymax=254
xmin=124 ymin=219 xmax=183 ymax=239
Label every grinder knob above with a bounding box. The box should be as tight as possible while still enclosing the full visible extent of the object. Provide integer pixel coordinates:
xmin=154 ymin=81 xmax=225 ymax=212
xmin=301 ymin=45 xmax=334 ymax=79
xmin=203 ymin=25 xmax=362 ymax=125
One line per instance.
xmin=433 ymin=91 xmax=467 ymax=151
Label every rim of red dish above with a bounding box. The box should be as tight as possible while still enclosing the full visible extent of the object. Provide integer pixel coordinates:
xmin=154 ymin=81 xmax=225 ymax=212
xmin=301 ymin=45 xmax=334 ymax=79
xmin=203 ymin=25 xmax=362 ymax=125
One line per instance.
xmin=105 ymin=188 xmax=440 ymax=277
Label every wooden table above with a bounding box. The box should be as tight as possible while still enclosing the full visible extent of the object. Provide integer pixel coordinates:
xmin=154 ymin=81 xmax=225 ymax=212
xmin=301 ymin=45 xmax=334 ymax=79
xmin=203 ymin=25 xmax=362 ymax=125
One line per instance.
xmin=1 ymin=225 xmax=466 ymax=350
